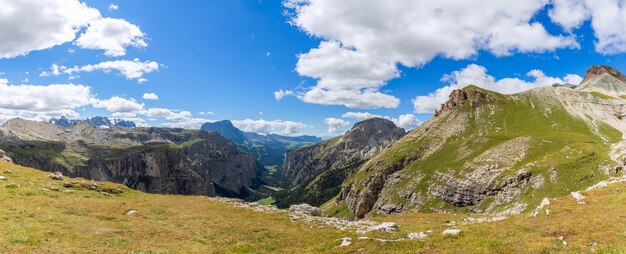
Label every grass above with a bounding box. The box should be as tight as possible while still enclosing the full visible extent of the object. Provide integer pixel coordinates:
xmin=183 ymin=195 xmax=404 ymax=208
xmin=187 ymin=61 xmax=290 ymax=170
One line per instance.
xmin=0 ymin=161 xmax=624 ymax=253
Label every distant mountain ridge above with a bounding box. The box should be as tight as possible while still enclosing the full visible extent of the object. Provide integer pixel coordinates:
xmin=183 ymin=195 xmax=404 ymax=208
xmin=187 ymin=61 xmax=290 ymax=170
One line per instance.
xmin=50 ymin=116 xmax=137 ymax=128
xmin=200 ymin=120 xmax=322 ymax=173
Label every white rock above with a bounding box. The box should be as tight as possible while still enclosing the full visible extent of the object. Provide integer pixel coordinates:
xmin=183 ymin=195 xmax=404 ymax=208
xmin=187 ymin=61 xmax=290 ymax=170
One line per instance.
xmin=357 ymin=222 xmax=399 ymax=234
xmin=126 ymin=209 xmax=138 ymax=215
xmin=571 ymin=191 xmax=586 ymax=204
xmin=531 ymin=198 xmax=551 ymax=217
xmin=586 ymin=176 xmax=626 ymax=191
xmin=0 ymin=175 xmax=5 ymax=180
xmin=339 ymin=237 xmax=352 ymax=247
xmin=442 ymin=228 xmax=461 ymax=236
xmin=407 ymin=232 xmax=428 ymax=239
xmin=288 ymin=204 xmax=322 ymax=217
xmin=49 ymin=171 xmax=64 ymax=181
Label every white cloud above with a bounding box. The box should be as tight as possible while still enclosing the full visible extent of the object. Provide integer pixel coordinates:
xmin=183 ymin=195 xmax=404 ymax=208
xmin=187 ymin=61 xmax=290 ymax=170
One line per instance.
xmin=75 ymin=17 xmax=146 ymax=57
xmin=341 ymin=112 xmax=420 ymax=130
xmin=324 ymin=117 xmax=350 ymax=134
xmin=92 ymin=96 xmax=144 ymax=113
xmin=283 ymin=0 xmax=579 ymax=109
xmin=550 ymin=0 xmax=626 ymax=54
xmin=395 ymin=114 xmax=420 ymax=130
xmin=0 ymin=78 xmax=94 ymax=123
xmin=295 ymin=41 xmax=401 ymax=109
xmin=108 ymin=4 xmax=119 ymax=11
xmin=0 ymin=0 xmax=100 ymax=58
xmin=232 ymin=119 xmax=311 ymax=135
xmin=143 ymin=108 xmax=192 ymax=120
xmin=0 ymin=0 xmax=146 ymax=59
xmin=142 ymin=93 xmax=159 ymax=100
xmin=412 ymin=64 xmax=583 ymax=113
xmin=41 ymin=59 xmax=159 ymax=83
xmin=274 ymin=89 xmax=294 ymax=100
xmin=197 ymin=111 xmax=214 ymax=116
xmin=162 ymin=118 xmax=213 ymax=129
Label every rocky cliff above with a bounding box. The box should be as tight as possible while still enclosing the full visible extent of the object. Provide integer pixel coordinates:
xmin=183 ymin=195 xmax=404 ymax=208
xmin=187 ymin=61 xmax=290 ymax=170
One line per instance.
xmin=331 ymin=66 xmax=626 ymax=218
xmin=276 ymin=118 xmax=404 ymax=207
xmin=0 ymin=119 xmax=257 ymax=197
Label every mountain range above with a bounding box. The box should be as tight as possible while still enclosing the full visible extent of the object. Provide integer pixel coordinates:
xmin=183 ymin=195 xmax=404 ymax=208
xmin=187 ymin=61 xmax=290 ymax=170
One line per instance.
xmin=0 ymin=65 xmax=625 ymax=220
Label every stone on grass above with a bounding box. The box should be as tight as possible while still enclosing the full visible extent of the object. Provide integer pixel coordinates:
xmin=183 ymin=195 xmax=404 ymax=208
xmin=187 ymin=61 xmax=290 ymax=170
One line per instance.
xmin=126 ymin=209 xmax=138 ymax=215
xmin=0 ymin=175 xmax=6 ymax=180
xmin=339 ymin=237 xmax=352 ymax=247
xmin=49 ymin=171 xmax=64 ymax=181
xmin=442 ymin=228 xmax=461 ymax=236
xmin=288 ymin=204 xmax=322 ymax=217
xmin=357 ymin=222 xmax=398 ymax=234
xmin=571 ymin=191 xmax=586 ymax=204
xmin=407 ymin=232 xmax=428 ymax=239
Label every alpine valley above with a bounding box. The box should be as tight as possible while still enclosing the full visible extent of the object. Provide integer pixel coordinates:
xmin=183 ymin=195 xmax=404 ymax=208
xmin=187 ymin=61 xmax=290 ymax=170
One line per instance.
xmin=1 ymin=65 xmax=625 ymax=253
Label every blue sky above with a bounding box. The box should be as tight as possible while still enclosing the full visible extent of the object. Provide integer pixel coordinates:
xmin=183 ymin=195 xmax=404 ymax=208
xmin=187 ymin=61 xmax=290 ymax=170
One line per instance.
xmin=1 ymin=0 xmax=626 ymax=137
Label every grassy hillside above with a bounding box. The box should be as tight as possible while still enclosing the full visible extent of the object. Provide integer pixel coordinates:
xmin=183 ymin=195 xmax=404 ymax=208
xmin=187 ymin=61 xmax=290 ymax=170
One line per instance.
xmin=1 ymin=161 xmax=624 ymax=253
xmin=333 ymin=86 xmax=624 ymax=217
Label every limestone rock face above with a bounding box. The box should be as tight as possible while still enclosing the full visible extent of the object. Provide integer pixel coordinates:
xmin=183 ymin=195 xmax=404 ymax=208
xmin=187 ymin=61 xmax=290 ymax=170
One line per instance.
xmin=0 ymin=119 xmax=257 ymax=197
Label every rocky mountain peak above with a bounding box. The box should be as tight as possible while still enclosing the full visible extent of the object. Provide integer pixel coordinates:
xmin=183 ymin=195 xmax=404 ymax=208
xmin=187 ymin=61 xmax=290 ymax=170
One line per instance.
xmin=350 ymin=118 xmax=399 ymax=133
xmin=434 ymin=86 xmax=491 ymax=117
xmin=201 ymin=120 xmax=248 ymax=144
xmin=576 ymin=65 xmax=626 ymax=97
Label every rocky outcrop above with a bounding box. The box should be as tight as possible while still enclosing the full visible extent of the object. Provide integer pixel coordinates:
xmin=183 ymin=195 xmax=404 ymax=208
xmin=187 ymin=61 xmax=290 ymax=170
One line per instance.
xmin=0 ymin=149 xmax=12 ymax=163
xmin=576 ymin=65 xmax=626 ymax=97
xmin=435 ymin=87 xmax=491 ymax=117
xmin=288 ymin=204 xmax=322 ymax=216
xmin=0 ymin=118 xmax=257 ymax=197
xmin=282 ymin=118 xmax=405 ymax=186
xmin=435 ymin=170 xmax=531 ymax=207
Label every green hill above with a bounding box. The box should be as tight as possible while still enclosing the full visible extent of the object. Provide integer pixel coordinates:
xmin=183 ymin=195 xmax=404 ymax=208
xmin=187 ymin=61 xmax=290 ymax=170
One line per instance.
xmin=332 ymin=84 xmax=626 ymax=218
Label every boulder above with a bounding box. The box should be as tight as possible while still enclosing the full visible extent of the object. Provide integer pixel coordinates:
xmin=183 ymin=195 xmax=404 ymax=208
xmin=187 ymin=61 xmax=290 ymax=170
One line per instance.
xmin=288 ymin=204 xmax=322 ymax=217
xmin=0 ymin=175 xmax=6 ymax=181
xmin=442 ymin=228 xmax=461 ymax=236
xmin=0 ymin=149 xmax=12 ymax=163
xmin=407 ymin=232 xmax=428 ymax=239
xmin=50 ymin=171 xmax=64 ymax=181
xmin=357 ymin=222 xmax=399 ymax=234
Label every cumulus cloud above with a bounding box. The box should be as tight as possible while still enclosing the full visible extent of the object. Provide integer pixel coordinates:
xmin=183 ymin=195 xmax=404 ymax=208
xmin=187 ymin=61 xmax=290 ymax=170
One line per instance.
xmin=274 ymin=89 xmax=294 ymax=100
xmin=412 ymin=64 xmax=583 ymax=113
xmin=341 ymin=112 xmax=420 ymax=130
xmin=232 ymin=119 xmax=311 ymax=135
xmin=550 ymin=0 xmax=626 ymax=54
xmin=324 ymin=117 xmax=350 ymax=134
xmin=142 ymin=108 xmax=191 ymax=121
xmin=142 ymin=93 xmax=159 ymax=100
xmin=0 ymin=0 xmax=146 ymax=59
xmin=92 ymin=96 xmax=144 ymax=113
xmin=75 ymin=17 xmax=146 ymax=57
xmin=41 ymin=59 xmax=159 ymax=83
xmin=0 ymin=0 xmax=100 ymax=58
xmin=108 ymin=4 xmax=119 ymax=11
xmin=162 ymin=118 xmax=213 ymax=129
xmin=0 ymin=78 xmax=94 ymax=123
xmin=283 ymin=0 xmax=579 ymax=109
